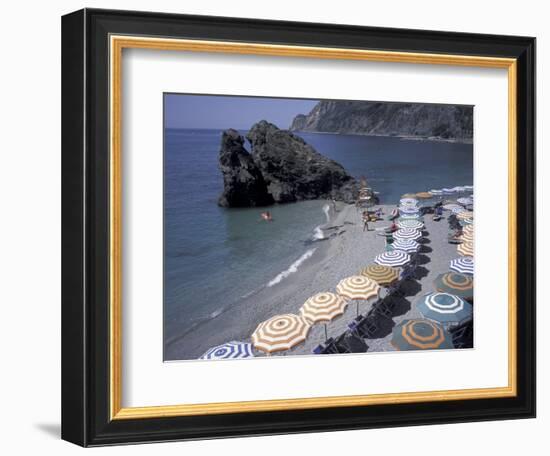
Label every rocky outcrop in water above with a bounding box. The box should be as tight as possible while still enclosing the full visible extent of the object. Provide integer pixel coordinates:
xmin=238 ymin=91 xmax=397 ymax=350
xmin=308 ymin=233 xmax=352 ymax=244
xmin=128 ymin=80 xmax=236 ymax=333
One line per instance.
xmin=217 ymin=129 xmax=274 ymax=207
xmin=290 ymin=100 xmax=473 ymax=142
xmin=218 ymin=121 xmax=360 ymax=207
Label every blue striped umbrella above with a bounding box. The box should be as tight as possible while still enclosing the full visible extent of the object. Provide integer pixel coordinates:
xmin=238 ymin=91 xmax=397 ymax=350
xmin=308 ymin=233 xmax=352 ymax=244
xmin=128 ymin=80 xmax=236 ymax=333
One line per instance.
xmin=450 ymin=257 xmax=474 ymax=275
xmin=397 ymin=219 xmax=424 ymax=230
xmin=391 ymin=319 xmax=453 ymax=351
xmin=393 ymin=228 xmax=422 ymax=241
xmin=416 ymin=292 xmax=473 ymax=324
xmin=391 ymin=239 xmax=420 ymax=254
xmin=374 ymin=250 xmax=410 ymax=267
xmin=399 ymin=206 xmax=420 ymax=216
xmin=200 ymin=341 xmax=254 ymax=360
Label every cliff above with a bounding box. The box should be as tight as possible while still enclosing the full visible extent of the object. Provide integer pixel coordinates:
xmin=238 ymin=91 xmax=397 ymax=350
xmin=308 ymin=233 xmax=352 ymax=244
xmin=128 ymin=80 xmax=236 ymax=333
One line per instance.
xmin=290 ymin=100 xmax=473 ymax=142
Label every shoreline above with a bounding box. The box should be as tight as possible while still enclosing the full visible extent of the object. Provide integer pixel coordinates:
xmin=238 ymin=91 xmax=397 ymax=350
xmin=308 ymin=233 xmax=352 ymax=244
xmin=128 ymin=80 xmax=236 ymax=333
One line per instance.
xmin=165 ymin=196 xmax=463 ymax=361
xmin=291 ymin=129 xmax=473 ymax=144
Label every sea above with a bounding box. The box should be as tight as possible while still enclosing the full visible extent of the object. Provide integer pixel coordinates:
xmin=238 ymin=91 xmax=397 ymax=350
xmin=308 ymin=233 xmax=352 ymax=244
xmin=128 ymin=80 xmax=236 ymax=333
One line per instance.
xmin=164 ymin=128 xmax=473 ymax=345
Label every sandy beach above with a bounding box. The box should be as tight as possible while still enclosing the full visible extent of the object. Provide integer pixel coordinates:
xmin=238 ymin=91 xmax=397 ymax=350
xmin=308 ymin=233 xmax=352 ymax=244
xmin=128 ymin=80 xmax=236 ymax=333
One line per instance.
xmin=165 ymin=199 xmax=460 ymax=361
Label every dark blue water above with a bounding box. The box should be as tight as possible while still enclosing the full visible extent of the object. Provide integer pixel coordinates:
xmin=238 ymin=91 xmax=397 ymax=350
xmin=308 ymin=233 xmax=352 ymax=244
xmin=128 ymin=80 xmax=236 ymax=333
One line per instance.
xmin=164 ymin=128 xmax=472 ymax=343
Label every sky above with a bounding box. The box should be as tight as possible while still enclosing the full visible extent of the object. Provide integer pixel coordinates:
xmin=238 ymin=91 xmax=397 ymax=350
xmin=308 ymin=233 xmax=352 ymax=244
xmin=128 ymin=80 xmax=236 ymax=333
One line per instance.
xmin=164 ymin=94 xmax=318 ymax=130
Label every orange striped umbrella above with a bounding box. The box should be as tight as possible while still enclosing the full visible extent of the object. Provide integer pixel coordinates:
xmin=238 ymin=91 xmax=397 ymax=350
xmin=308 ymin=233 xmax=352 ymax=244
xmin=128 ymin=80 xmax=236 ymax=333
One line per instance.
xmin=252 ymin=314 xmax=311 ymax=354
xmin=300 ymin=292 xmax=348 ymax=339
xmin=457 ymin=241 xmax=474 ymax=257
xmin=434 ymin=272 xmax=473 ymax=299
xmin=336 ymin=275 xmax=380 ymax=316
xmin=391 ymin=319 xmax=453 ymax=350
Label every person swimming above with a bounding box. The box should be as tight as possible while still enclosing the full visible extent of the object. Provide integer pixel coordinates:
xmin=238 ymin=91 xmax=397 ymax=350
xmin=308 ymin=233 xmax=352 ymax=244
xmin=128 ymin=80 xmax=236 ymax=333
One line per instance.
xmin=260 ymin=211 xmax=273 ymax=222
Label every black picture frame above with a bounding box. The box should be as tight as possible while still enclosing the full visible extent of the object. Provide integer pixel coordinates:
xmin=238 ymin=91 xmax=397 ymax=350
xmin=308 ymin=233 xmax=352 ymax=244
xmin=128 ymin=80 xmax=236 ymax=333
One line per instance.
xmin=62 ymin=8 xmax=536 ymax=447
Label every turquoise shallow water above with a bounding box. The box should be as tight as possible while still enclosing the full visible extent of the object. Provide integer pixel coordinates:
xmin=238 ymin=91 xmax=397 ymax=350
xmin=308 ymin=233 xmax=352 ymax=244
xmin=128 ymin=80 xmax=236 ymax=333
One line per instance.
xmin=164 ymin=128 xmax=472 ymax=344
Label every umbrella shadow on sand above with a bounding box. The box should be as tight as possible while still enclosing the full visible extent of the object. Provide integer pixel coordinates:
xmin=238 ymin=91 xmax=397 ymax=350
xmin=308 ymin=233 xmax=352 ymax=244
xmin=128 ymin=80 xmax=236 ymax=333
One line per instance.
xmin=419 ymin=238 xmax=431 ymax=245
xmin=419 ymin=245 xmax=433 ymax=254
xmin=412 ymin=266 xmax=430 ymax=280
xmin=366 ymin=314 xmax=396 ymax=339
xmin=399 ymin=280 xmax=422 ymax=297
xmin=415 ymin=254 xmax=431 ymax=265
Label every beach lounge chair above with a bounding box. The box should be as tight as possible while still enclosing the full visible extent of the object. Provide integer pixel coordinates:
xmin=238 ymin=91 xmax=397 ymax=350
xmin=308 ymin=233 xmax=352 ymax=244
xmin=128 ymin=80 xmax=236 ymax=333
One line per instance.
xmin=348 ymin=314 xmax=378 ymax=339
xmin=450 ymin=319 xmax=473 ymax=349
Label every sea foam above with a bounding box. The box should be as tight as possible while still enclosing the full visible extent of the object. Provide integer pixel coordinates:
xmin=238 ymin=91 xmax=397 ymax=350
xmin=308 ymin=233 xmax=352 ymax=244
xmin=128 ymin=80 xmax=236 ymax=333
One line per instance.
xmin=267 ymin=248 xmax=316 ymax=287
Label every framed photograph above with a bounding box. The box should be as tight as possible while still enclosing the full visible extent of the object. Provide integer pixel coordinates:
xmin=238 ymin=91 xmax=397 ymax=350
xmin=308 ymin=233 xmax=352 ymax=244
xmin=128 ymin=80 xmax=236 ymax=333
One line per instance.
xmin=61 ymin=8 xmax=535 ymax=446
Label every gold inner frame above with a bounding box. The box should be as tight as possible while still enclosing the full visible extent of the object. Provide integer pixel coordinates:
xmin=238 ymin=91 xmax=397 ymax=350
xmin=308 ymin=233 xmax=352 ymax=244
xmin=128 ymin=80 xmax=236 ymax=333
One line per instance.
xmin=109 ymin=35 xmax=517 ymax=420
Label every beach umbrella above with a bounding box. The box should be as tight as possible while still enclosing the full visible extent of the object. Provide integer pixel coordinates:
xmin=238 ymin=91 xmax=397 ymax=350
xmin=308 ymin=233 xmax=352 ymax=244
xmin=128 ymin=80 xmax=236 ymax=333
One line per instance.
xmin=336 ymin=275 xmax=380 ymax=316
xmin=360 ymin=264 xmax=399 ymax=286
xmin=300 ymin=292 xmax=348 ymax=339
xmin=464 ymin=185 xmax=474 ymax=191
xmin=457 ymin=241 xmax=474 ymax=257
xmin=200 ymin=341 xmax=254 ymax=360
xmin=456 ymin=211 xmax=474 ymax=220
xmin=416 ymin=192 xmax=432 ymax=199
xmin=460 ymin=231 xmax=474 ymax=242
xmin=457 ymin=197 xmax=473 ymax=206
xmin=252 ymin=314 xmax=311 ymax=354
xmin=460 ymin=218 xmax=474 ymax=226
xmin=400 ymin=197 xmax=418 ymax=206
xmin=391 ymin=319 xmax=453 ymax=351
xmin=442 ymin=203 xmax=463 ymax=211
xmin=451 ymin=206 xmax=467 ymax=215
xmin=399 ymin=206 xmax=420 ymax=216
xmin=374 ymin=250 xmax=411 ymax=267
xmin=452 ymin=186 xmax=466 ymax=193
xmin=393 ymin=228 xmax=422 ymax=241
xmin=433 ymin=272 xmax=474 ymax=300
xmin=416 ymin=292 xmax=473 ymax=325
xmin=441 ymin=188 xmax=455 ymax=194
xmin=450 ymin=257 xmax=474 ymax=275
xmin=391 ymin=239 xmax=420 ymax=254
xmin=430 ymin=189 xmax=443 ymax=196
xmin=398 ymin=213 xmax=422 ymax=221
xmin=463 ymin=225 xmax=474 ymax=236
xmin=397 ymin=219 xmax=424 ymax=230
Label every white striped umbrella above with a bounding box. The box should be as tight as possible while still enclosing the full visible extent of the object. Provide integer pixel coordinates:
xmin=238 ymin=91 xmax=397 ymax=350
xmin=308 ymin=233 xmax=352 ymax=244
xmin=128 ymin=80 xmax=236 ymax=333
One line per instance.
xmin=393 ymin=228 xmax=422 ymax=241
xmin=460 ymin=217 xmax=474 ymax=226
xmin=398 ymin=213 xmax=422 ymax=220
xmin=451 ymin=206 xmax=467 ymax=215
xmin=416 ymin=292 xmax=472 ymax=325
xmin=452 ymin=186 xmax=466 ymax=192
xmin=464 ymin=185 xmax=474 ymax=191
xmin=300 ymin=292 xmax=348 ymax=339
xmin=336 ymin=275 xmax=380 ymax=316
xmin=399 ymin=206 xmax=420 ymax=216
xmin=457 ymin=241 xmax=474 ymax=257
xmin=200 ymin=341 xmax=254 ymax=360
xmin=457 ymin=197 xmax=473 ymax=206
xmin=450 ymin=257 xmax=474 ymax=275
xmin=397 ymin=219 xmax=424 ymax=230
xmin=391 ymin=239 xmax=420 ymax=254
xmin=399 ymin=198 xmax=418 ymax=206
xmin=252 ymin=314 xmax=311 ymax=354
xmin=441 ymin=188 xmax=455 ymax=194
xmin=430 ymin=189 xmax=444 ymax=196
xmin=442 ymin=203 xmax=463 ymax=211
xmin=374 ymin=250 xmax=411 ymax=267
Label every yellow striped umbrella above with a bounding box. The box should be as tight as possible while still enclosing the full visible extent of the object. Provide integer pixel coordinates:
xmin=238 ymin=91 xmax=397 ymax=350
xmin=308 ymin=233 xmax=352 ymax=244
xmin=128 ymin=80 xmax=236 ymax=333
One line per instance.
xmin=434 ymin=272 xmax=474 ymax=300
xmin=460 ymin=231 xmax=474 ymax=242
xmin=359 ymin=265 xmax=399 ymax=286
xmin=336 ymin=275 xmax=380 ymax=316
xmin=463 ymin=225 xmax=474 ymax=236
xmin=456 ymin=211 xmax=474 ymax=220
xmin=416 ymin=191 xmax=433 ymax=199
xmin=300 ymin=292 xmax=348 ymax=339
xmin=300 ymin=292 xmax=348 ymax=323
xmin=457 ymin=241 xmax=474 ymax=257
xmin=252 ymin=314 xmax=311 ymax=354
xmin=391 ymin=319 xmax=453 ymax=350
